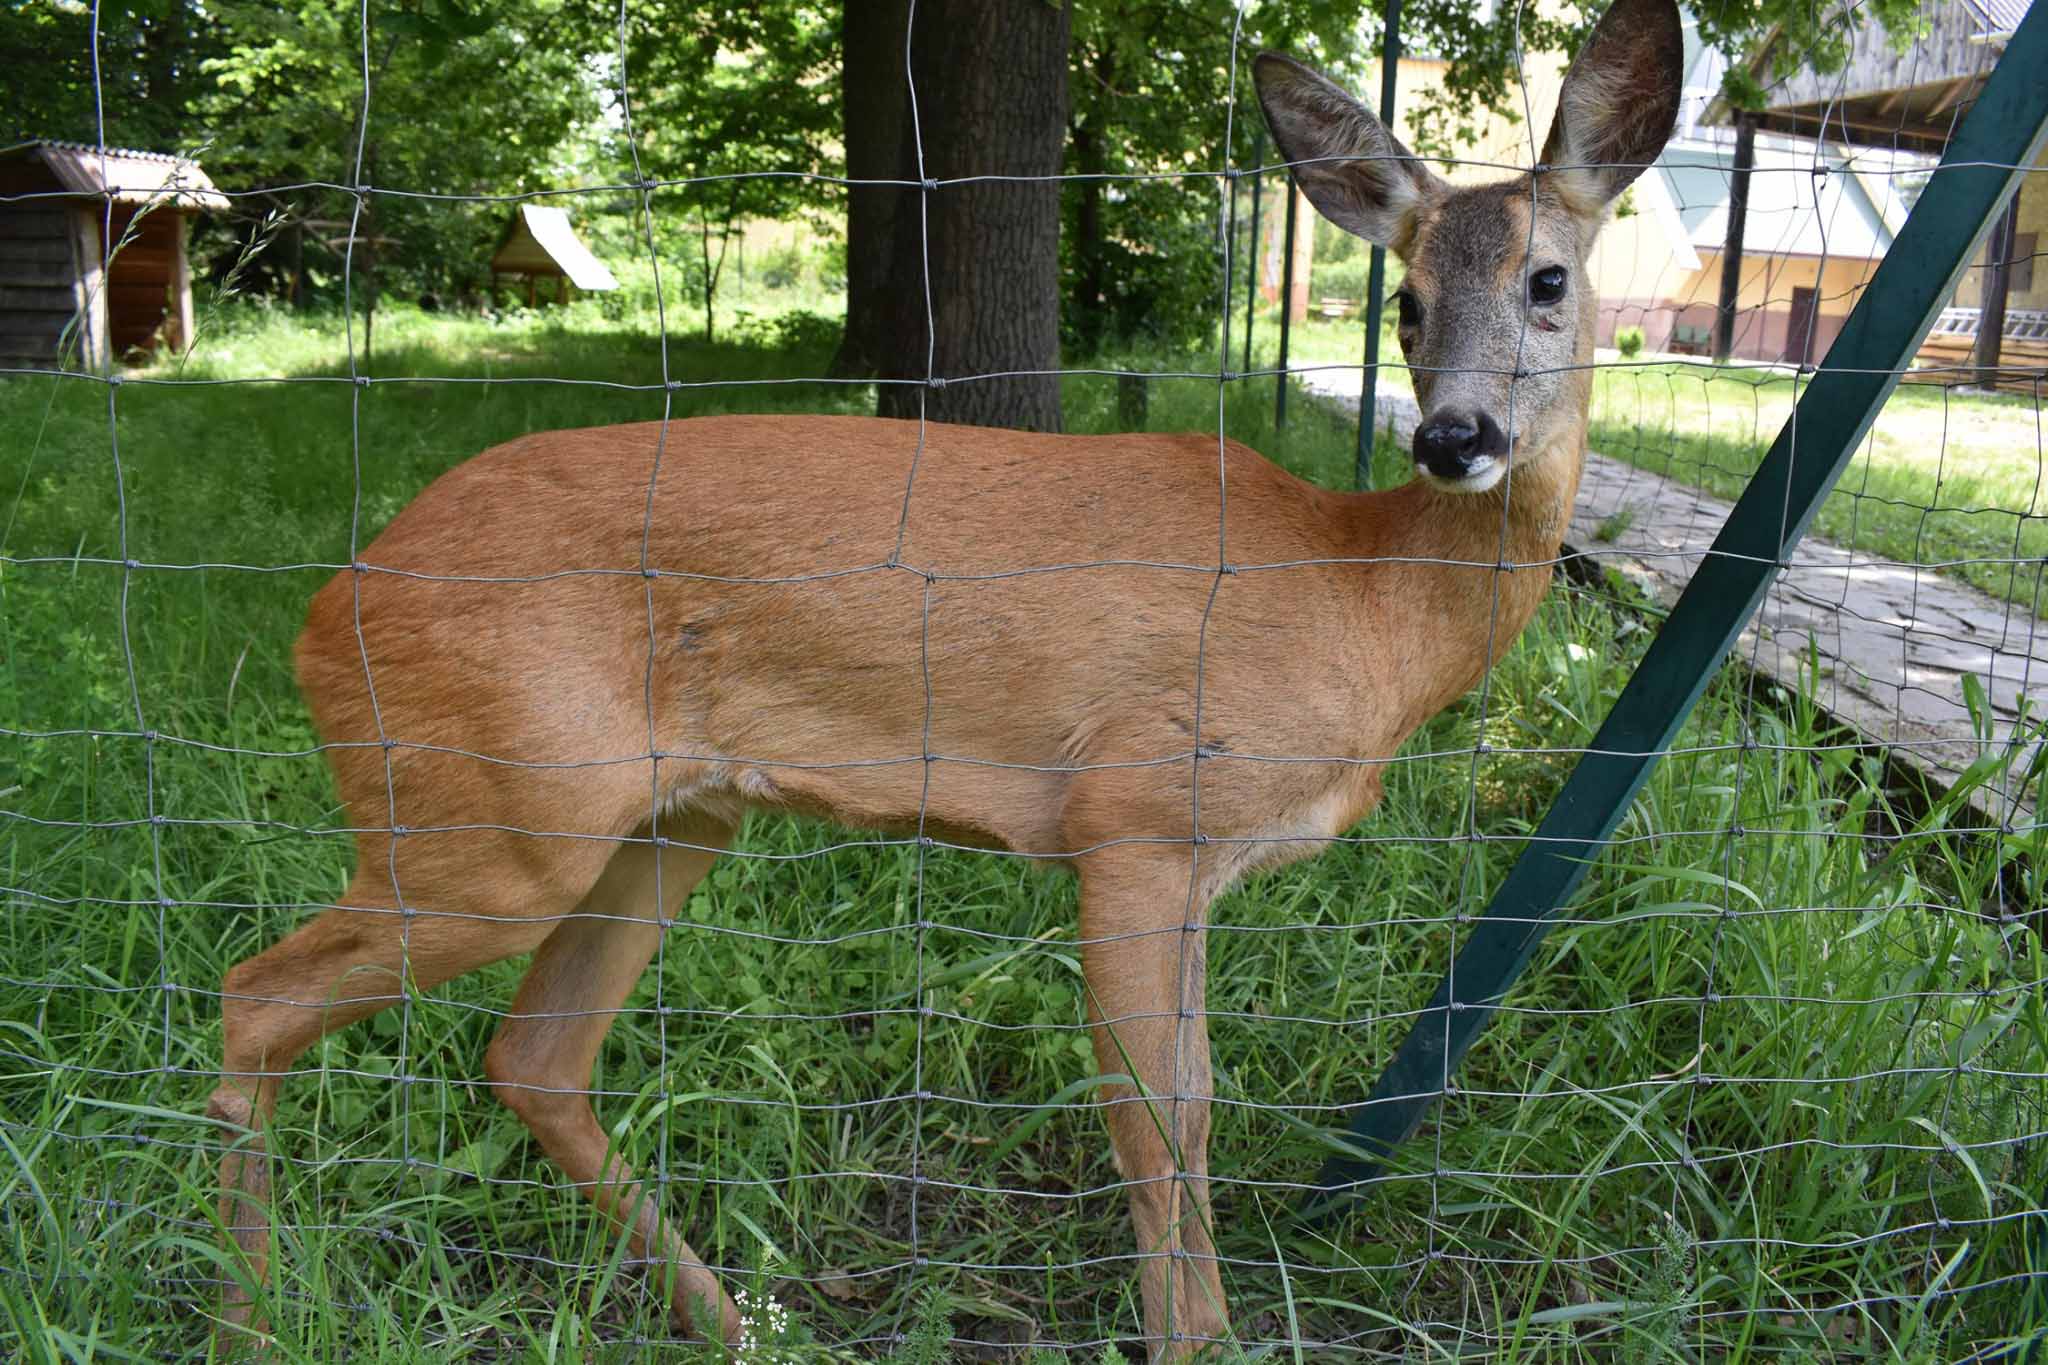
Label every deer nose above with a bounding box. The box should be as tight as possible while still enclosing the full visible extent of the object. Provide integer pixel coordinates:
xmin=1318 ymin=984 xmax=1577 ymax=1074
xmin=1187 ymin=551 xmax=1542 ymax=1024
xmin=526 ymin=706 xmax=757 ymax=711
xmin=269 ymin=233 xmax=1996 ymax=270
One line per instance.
xmin=1413 ymin=412 xmax=1508 ymax=481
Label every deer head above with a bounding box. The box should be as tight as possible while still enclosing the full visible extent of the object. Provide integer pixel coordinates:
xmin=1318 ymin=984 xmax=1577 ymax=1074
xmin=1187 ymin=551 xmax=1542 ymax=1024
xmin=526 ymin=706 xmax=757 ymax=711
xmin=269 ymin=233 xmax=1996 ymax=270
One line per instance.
xmin=1254 ymin=0 xmax=1684 ymax=492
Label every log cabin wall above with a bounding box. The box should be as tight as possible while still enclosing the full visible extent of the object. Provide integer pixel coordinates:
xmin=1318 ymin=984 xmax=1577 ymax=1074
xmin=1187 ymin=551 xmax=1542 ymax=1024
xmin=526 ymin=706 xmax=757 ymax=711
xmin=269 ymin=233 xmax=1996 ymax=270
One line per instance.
xmin=0 ymin=159 xmax=97 ymax=369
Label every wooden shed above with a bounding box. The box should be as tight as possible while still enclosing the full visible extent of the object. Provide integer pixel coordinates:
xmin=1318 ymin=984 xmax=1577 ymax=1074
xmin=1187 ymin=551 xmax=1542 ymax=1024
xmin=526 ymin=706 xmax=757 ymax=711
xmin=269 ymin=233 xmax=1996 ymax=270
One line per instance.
xmin=0 ymin=141 xmax=229 ymax=371
xmin=489 ymin=205 xmax=619 ymax=306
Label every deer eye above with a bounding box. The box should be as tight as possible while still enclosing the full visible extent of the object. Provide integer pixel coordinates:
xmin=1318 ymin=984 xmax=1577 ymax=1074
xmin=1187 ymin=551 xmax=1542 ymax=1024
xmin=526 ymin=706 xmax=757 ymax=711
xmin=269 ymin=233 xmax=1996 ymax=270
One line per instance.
xmin=1395 ymin=290 xmax=1422 ymax=329
xmin=1528 ymin=265 xmax=1568 ymax=306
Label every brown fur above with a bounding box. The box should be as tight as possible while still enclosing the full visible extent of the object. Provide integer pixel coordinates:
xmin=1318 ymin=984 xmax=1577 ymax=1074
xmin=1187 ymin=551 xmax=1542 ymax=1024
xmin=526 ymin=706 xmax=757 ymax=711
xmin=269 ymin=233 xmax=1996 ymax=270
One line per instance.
xmin=207 ymin=2 xmax=1682 ymax=1356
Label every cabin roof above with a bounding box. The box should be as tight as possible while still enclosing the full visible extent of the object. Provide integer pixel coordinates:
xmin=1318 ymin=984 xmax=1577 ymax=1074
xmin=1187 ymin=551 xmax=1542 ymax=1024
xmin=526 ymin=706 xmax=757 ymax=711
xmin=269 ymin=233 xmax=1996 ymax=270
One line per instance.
xmin=0 ymin=140 xmax=229 ymax=210
xmin=490 ymin=205 xmax=619 ymax=291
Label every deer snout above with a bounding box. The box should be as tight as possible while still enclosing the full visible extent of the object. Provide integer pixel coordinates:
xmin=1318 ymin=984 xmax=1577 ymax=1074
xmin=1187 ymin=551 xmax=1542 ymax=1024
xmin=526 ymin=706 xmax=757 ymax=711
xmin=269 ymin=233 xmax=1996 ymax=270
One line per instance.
xmin=1413 ymin=411 xmax=1509 ymax=487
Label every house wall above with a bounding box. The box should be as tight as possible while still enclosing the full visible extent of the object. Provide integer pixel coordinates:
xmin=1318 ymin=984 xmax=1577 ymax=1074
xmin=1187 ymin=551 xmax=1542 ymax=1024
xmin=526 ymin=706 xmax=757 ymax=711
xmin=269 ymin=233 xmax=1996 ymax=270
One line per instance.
xmin=1591 ymin=242 xmax=1883 ymax=363
xmin=0 ymin=157 xmax=192 ymax=367
xmin=1947 ymin=150 xmax=2048 ymax=314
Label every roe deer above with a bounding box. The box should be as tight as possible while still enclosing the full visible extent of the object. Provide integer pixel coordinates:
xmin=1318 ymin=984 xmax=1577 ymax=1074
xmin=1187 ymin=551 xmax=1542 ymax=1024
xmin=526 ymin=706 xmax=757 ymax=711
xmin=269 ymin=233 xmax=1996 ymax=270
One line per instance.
xmin=207 ymin=0 xmax=1681 ymax=1355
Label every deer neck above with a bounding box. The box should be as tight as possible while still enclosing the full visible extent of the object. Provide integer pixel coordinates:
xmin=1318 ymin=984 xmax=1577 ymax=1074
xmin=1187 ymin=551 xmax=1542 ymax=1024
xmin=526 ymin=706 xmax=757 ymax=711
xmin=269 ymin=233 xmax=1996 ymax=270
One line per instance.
xmin=1339 ymin=426 xmax=1587 ymax=725
xmin=1370 ymin=426 xmax=1585 ymax=573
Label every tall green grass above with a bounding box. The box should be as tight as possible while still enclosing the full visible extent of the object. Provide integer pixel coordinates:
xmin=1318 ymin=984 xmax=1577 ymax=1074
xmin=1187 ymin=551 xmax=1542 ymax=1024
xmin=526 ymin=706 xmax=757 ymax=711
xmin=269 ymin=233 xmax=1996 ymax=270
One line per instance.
xmin=2 ymin=307 xmax=2043 ymax=1362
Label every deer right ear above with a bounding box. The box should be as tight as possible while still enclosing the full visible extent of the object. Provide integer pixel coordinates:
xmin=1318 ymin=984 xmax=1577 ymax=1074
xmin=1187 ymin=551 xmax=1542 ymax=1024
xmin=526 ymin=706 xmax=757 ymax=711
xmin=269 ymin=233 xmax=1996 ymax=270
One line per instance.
xmin=1253 ymin=53 xmax=1440 ymax=250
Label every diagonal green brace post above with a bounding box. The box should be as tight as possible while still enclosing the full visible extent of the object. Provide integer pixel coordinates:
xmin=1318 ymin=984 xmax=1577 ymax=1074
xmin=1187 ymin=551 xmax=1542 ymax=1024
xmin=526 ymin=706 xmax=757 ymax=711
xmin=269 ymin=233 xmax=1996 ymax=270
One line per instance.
xmin=1302 ymin=4 xmax=2048 ymax=1218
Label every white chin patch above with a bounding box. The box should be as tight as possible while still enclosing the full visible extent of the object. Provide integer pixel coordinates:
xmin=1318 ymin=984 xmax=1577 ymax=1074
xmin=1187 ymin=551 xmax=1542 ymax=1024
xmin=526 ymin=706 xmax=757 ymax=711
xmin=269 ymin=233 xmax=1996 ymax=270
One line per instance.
xmin=1416 ymin=455 xmax=1506 ymax=493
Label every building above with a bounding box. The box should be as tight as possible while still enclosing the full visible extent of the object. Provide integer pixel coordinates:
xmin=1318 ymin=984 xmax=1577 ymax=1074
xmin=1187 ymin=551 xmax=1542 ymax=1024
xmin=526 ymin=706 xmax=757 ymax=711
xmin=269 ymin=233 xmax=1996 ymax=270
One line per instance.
xmin=1701 ymin=0 xmax=2036 ymax=382
xmin=0 ymin=140 xmax=229 ymax=371
xmin=1588 ymin=135 xmax=1902 ymax=363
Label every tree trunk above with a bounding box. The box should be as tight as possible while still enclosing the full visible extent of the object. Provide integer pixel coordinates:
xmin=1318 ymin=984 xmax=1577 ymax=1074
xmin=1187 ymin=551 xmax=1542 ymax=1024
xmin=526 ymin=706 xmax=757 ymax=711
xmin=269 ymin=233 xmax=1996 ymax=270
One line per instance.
xmin=288 ymin=213 xmax=307 ymax=310
xmin=1071 ymin=121 xmax=1105 ymax=353
xmin=875 ymin=0 xmax=1069 ymax=432
xmin=358 ymin=150 xmax=378 ymax=368
xmin=831 ymin=0 xmax=912 ymax=378
xmin=1069 ymin=40 xmax=1115 ymax=353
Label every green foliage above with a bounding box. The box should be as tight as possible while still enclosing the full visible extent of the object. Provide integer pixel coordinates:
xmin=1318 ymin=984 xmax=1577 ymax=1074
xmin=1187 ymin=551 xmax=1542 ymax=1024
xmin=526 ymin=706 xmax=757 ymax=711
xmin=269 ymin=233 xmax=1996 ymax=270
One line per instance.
xmin=0 ymin=0 xmax=222 ymax=150
xmin=1310 ymin=256 xmax=1372 ymax=306
xmin=1698 ymin=0 xmax=1929 ymax=110
xmin=1615 ymin=325 xmax=1645 ymax=358
xmin=617 ymin=2 xmax=838 ymax=339
xmin=191 ymin=0 xmax=601 ymax=299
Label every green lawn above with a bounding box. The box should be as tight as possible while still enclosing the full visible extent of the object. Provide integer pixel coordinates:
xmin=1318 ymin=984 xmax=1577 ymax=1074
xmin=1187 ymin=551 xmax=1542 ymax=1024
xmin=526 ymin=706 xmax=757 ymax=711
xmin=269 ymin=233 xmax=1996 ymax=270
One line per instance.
xmin=2 ymin=306 xmax=2043 ymax=1361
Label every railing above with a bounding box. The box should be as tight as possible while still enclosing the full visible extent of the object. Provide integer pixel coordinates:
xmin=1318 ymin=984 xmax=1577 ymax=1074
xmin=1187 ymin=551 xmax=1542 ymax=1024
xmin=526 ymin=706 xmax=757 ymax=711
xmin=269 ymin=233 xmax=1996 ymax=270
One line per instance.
xmin=1927 ymin=304 xmax=2048 ymax=340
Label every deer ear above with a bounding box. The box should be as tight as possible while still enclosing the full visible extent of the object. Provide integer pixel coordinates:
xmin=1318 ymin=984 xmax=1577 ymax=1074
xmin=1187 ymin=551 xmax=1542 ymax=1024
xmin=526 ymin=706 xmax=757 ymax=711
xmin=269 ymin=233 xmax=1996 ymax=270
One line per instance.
xmin=1254 ymin=52 xmax=1441 ymax=250
xmin=1539 ymin=0 xmax=1684 ymax=213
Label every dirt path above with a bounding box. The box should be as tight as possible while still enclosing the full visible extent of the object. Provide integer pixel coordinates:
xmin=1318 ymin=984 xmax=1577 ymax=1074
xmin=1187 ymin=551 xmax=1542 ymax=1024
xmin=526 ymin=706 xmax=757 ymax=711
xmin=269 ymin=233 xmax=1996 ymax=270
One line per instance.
xmin=1305 ymin=370 xmax=2044 ymax=823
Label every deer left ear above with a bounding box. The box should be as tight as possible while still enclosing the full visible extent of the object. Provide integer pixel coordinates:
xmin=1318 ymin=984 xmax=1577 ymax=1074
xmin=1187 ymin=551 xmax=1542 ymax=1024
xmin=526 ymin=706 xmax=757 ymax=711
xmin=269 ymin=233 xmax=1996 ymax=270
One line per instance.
xmin=1539 ymin=0 xmax=1684 ymax=214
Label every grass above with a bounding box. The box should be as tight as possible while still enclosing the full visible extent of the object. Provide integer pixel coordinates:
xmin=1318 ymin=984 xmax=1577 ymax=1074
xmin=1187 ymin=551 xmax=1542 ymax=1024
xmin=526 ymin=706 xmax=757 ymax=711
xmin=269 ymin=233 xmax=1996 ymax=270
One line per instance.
xmin=2 ymin=301 xmax=2046 ymax=1362
xmin=1587 ymin=360 xmax=2048 ymax=611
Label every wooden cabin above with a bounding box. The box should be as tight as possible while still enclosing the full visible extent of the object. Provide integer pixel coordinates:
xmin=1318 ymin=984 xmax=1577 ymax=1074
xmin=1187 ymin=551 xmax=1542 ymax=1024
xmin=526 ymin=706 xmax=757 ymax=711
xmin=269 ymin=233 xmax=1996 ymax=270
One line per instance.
xmin=489 ymin=205 xmax=619 ymax=306
xmin=0 ymin=141 xmax=229 ymax=371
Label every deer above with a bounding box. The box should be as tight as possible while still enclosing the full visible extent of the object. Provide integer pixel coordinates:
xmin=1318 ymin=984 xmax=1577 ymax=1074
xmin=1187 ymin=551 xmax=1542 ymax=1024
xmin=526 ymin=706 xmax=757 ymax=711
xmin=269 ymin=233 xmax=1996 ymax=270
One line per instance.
xmin=205 ymin=0 xmax=1681 ymax=1356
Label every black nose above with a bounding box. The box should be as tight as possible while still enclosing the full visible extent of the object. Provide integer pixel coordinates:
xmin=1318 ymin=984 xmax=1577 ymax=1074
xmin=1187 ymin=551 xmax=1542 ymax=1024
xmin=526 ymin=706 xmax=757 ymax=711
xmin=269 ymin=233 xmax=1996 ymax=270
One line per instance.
xmin=1413 ymin=411 xmax=1508 ymax=480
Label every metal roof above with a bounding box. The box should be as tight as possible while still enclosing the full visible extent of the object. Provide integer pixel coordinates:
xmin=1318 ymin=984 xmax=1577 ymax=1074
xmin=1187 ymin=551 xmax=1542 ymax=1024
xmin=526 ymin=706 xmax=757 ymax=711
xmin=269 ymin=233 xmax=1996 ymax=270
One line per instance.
xmin=1964 ymin=0 xmax=2031 ymax=35
xmin=490 ymin=205 xmax=619 ymax=291
xmin=1657 ymin=137 xmax=1896 ymax=260
xmin=0 ymin=140 xmax=229 ymax=210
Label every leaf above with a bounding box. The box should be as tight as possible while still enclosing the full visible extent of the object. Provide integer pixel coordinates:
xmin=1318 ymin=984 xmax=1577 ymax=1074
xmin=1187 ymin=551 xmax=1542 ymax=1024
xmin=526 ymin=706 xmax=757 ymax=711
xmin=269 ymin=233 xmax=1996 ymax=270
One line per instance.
xmin=1906 ymin=1116 xmax=1994 ymax=1217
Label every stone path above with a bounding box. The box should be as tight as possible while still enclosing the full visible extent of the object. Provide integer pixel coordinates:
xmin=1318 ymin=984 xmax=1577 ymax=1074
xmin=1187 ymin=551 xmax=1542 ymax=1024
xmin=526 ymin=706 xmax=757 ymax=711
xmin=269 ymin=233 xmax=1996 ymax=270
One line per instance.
xmin=1302 ymin=369 xmax=2045 ymax=824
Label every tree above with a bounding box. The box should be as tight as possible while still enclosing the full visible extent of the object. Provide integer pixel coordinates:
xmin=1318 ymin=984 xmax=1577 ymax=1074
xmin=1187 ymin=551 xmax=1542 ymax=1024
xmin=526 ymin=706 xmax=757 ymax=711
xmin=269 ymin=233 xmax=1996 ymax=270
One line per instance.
xmin=866 ymin=0 xmax=1071 ymax=432
xmin=615 ymin=1 xmax=837 ymax=342
xmin=828 ymin=0 xmax=911 ymax=377
xmin=1 ymin=1 xmax=224 ymax=152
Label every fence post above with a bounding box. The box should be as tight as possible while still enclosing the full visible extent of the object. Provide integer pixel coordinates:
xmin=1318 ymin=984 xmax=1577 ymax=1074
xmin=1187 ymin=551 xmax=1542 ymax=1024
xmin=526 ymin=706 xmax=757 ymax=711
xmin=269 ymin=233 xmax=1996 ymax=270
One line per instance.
xmin=1300 ymin=0 xmax=2048 ymax=1218
xmin=1117 ymin=371 xmax=1148 ymax=429
xmin=1244 ymin=129 xmax=1263 ymax=378
xmin=1356 ymin=0 xmax=1401 ymax=489
xmin=1976 ymin=192 xmax=2021 ymax=387
xmin=1712 ymin=112 xmax=1756 ymax=363
xmin=1276 ymin=183 xmax=1297 ymax=431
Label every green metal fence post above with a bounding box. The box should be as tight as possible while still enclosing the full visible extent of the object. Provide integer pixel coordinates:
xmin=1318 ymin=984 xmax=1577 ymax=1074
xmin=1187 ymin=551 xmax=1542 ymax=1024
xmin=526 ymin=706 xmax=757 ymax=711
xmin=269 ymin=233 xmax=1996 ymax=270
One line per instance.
xmin=1356 ymin=0 xmax=1401 ymax=490
xmin=1276 ymin=184 xmax=1298 ymax=432
xmin=1244 ymin=130 xmax=1263 ymax=378
xmin=1301 ymin=2 xmax=2048 ymax=1217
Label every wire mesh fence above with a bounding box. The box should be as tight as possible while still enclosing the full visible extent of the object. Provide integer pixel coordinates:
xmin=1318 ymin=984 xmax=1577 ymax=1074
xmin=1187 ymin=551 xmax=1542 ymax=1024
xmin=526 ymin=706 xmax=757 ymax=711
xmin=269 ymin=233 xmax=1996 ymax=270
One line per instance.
xmin=2 ymin=0 xmax=2045 ymax=1360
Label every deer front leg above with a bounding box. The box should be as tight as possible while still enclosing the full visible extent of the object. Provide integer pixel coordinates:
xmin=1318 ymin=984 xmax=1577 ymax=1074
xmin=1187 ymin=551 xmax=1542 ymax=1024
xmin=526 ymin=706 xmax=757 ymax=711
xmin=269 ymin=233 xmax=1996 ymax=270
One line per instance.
xmin=1078 ymin=849 xmax=1229 ymax=1361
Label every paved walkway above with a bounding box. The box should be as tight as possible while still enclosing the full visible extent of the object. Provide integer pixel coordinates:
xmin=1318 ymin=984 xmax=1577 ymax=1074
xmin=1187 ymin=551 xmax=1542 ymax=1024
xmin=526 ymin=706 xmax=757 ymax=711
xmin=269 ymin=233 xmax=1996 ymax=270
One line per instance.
xmin=1303 ymin=370 xmax=2044 ymax=824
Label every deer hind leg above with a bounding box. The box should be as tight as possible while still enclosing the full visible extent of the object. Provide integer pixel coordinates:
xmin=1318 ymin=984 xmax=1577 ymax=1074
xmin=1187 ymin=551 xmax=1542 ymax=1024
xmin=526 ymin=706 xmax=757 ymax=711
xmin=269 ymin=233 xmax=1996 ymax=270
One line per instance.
xmin=482 ymin=817 xmax=741 ymax=1343
xmin=1079 ymin=848 xmax=1229 ymax=1361
xmin=206 ymin=827 xmax=601 ymax=1347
